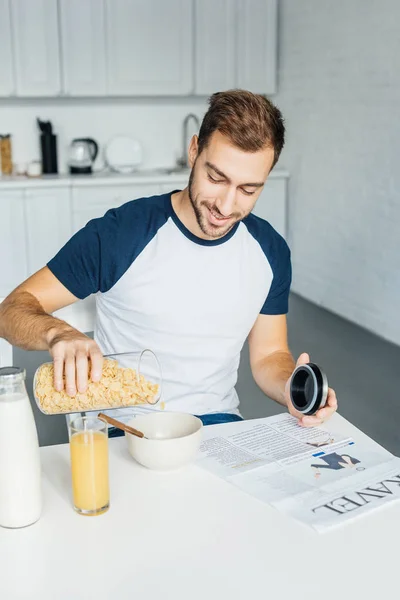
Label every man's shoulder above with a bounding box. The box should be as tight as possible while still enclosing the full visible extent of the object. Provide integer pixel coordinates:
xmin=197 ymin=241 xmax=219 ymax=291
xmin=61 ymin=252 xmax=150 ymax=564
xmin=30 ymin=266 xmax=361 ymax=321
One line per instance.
xmin=87 ymin=191 xmax=173 ymax=247
xmin=242 ymin=212 xmax=290 ymax=263
xmin=107 ymin=192 xmax=172 ymax=223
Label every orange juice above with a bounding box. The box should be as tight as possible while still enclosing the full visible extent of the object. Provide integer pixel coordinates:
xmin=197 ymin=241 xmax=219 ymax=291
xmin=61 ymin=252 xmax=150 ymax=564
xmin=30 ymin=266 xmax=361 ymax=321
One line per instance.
xmin=70 ymin=430 xmax=109 ymax=516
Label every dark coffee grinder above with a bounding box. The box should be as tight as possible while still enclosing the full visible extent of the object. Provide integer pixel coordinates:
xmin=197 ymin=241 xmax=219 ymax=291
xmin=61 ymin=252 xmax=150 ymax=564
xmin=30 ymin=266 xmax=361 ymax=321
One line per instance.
xmin=37 ymin=118 xmax=58 ymax=174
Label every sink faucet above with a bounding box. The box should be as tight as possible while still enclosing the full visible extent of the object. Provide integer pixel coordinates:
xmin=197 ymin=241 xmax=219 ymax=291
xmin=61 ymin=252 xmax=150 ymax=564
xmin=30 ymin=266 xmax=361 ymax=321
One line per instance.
xmin=176 ymin=113 xmax=200 ymax=169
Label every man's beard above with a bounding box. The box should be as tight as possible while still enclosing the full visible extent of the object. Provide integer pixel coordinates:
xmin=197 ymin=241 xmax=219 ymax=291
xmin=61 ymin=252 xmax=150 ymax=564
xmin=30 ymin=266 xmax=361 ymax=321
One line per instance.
xmin=188 ymin=166 xmax=245 ymax=239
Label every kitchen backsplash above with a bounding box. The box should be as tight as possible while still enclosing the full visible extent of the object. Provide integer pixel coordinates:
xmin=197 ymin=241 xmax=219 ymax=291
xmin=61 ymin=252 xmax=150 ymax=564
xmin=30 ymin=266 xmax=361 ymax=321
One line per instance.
xmin=0 ymin=98 xmax=208 ymax=174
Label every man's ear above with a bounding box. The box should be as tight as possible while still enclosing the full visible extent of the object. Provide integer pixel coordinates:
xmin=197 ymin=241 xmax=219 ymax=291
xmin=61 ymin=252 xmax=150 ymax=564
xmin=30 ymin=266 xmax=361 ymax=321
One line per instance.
xmin=188 ymin=135 xmax=199 ymax=168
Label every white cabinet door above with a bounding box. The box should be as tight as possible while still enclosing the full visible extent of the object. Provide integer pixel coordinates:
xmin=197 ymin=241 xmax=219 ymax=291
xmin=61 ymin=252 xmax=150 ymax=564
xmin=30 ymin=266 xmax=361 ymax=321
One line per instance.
xmin=194 ymin=0 xmax=235 ymax=95
xmin=236 ymin=0 xmax=277 ymax=94
xmin=25 ymin=187 xmax=72 ymax=275
xmin=59 ymin=0 xmax=107 ymax=96
xmin=0 ymin=190 xmax=27 ymax=296
xmin=11 ymin=0 xmax=61 ymax=96
xmin=106 ymin=0 xmax=193 ymax=95
xmin=159 ymin=180 xmax=188 ymax=195
xmin=252 ymin=177 xmax=287 ymax=240
xmin=72 ymin=184 xmax=162 ymax=232
xmin=0 ymin=0 xmax=15 ymax=96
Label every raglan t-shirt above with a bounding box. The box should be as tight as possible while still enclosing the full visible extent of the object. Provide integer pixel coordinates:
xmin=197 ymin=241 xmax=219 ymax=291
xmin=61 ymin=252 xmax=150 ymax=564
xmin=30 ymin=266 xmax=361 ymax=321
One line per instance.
xmin=47 ymin=191 xmax=292 ymax=421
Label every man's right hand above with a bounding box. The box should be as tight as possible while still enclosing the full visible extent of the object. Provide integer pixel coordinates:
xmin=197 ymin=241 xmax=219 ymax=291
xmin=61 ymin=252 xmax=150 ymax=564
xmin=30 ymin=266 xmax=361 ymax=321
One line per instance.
xmin=47 ymin=329 xmax=103 ymax=396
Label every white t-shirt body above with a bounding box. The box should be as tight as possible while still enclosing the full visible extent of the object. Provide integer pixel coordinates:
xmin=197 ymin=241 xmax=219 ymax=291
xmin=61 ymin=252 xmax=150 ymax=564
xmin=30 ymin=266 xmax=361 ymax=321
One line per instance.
xmin=48 ymin=192 xmax=291 ymax=420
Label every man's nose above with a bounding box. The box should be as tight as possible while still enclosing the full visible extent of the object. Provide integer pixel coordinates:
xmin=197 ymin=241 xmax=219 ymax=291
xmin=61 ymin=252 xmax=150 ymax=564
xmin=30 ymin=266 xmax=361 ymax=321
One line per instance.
xmin=215 ymin=187 xmax=236 ymax=217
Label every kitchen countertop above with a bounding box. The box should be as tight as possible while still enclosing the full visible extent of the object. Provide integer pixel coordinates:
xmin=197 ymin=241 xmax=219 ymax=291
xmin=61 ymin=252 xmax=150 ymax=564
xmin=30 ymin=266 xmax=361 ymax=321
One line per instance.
xmin=0 ymin=413 xmax=398 ymax=600
xmin=0 ymin=167 xmax=289 ymax=190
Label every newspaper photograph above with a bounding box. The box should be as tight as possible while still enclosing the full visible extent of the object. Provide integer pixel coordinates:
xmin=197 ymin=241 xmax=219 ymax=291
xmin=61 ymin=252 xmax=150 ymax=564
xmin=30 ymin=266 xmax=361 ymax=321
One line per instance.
xmin=196 ymin=413 xmax=400 ymax=532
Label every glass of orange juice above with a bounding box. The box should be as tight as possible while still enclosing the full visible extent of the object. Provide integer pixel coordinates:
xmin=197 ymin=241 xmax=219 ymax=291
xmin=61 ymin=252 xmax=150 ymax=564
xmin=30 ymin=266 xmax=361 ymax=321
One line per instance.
xmin=68 ymin=416 xmax=109 ymax=516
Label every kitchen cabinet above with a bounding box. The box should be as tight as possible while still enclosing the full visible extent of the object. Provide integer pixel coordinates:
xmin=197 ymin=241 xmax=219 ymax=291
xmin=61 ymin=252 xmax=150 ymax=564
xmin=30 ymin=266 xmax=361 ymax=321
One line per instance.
xmin=252 ymin=176 xmax=287 ymax=240
xmin=159 ymin=181 xmax=188 ymax=195
xmin=0 ymin=189 xmax=27 ymax=297
xmin=194 ymin=0 xmax=277 ymax=95
xmin=2 ymin=0 xmax=278 ymax=99
xmin=25 ymin=187 xmax=72 ymax=274
xmin=105 ymin=0 xmax=193 ymax=95
xmin=71 ymin=183 xmax=162 ymax=232
xmin=236 ymin=0 xmax=277 ymax=94
xmin=11 ymin=0 xmax=61 ymax=96
xmin=194 ymin=0 xmax=236 ymax=95
xmin=59 ymin=0 xmax=107 ymax=96
xmin=0 ymin=0 xmax=14 ymax=96
xmin=0 ymin=187 xmax=72 ymax=297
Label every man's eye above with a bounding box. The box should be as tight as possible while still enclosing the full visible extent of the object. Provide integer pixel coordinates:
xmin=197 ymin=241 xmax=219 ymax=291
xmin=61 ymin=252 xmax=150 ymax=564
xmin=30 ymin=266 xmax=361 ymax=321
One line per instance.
xmin=241 ymin=189 xmax=255 ymax=196
xmin=208 ymin=174 xmax=223 ymax=183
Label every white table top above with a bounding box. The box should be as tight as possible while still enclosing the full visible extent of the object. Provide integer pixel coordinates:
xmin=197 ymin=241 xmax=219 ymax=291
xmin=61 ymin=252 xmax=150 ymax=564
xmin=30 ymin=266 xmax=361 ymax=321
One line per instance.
xmin=0 ymin=414 xmax=398 ymax=600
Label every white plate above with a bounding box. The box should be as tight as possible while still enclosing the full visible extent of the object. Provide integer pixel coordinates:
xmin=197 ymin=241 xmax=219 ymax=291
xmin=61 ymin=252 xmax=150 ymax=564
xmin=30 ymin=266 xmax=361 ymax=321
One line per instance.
xmin=105 ymin=136 xmax=143 ymax=173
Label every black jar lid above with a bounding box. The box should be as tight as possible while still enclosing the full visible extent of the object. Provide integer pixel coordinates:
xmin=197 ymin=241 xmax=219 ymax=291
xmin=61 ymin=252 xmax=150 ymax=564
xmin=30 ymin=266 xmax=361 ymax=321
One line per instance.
xmin=289 ymin=363 xmax=328 ymax=416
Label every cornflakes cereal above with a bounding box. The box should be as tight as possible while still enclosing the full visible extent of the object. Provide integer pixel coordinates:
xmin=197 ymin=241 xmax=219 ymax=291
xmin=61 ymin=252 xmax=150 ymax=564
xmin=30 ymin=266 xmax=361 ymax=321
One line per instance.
xmin=35 ymin=358 xmax=160 ymax=415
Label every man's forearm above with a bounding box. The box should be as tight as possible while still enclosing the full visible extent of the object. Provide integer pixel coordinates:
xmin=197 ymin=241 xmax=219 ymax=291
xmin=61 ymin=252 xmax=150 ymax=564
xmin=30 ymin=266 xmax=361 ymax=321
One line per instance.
xmin=0 ymin=290 xmax=73 ymax=351
xmin=252 ymin=350 xmax=295 ymax=406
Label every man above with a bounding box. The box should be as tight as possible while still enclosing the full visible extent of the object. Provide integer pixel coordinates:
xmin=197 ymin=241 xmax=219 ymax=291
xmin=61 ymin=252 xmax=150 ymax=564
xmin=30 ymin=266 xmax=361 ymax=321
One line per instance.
xmin=0 ymin=90 xmax=337 ymax=432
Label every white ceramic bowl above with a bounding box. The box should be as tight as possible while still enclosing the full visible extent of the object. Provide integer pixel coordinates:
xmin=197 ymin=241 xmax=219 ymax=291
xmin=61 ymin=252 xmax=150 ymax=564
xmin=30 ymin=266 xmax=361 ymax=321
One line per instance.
xmin=125 ymin=412 xmax=203 ymax=471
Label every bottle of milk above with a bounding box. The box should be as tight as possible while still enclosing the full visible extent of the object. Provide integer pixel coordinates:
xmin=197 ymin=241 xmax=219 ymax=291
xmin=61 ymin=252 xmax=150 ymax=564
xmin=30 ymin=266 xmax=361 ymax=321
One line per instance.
xmin=0 ymin=367 xmax=42 ymax=528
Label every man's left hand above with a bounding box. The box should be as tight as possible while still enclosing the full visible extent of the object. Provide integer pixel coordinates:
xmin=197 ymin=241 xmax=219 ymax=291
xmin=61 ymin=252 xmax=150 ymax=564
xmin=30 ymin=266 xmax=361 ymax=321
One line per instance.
xmin=285 ymin=353 xmax=338 ymax=427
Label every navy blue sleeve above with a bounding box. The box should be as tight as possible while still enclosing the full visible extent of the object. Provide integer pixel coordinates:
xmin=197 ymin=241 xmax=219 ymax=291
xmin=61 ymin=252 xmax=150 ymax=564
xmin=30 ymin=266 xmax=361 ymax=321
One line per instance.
xmin=243 ymin=214 xmax=292 ymax=315
xmin=260 ymin=240 xmax=291 ymax=315
xmin=47 ymin=195 xmax=170 ymax=300
xmin=47 ymin=210 xmax=117 ymax=299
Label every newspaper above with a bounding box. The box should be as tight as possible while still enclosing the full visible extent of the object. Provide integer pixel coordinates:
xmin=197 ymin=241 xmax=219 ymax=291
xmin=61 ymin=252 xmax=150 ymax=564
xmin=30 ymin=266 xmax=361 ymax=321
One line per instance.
xmin=196 ymin=413 xmax=400 ymax=532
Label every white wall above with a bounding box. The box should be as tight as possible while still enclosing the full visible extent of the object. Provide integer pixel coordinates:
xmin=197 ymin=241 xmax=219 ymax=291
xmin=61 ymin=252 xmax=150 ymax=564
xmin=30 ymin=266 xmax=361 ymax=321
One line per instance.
xmin=275 ymin=0 xmax=400 ymax=346
xmin=0 ymin=98 xmax=207 ymax=173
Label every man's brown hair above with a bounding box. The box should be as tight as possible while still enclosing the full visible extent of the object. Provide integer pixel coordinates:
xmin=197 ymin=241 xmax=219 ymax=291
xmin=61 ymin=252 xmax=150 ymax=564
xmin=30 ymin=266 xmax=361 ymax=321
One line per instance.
xmin=197 ymin=89 xmax=285 ymax=169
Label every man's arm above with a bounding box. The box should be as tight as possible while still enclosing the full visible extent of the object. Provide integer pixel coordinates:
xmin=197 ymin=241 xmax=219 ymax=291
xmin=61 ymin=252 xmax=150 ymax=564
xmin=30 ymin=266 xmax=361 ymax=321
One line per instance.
xmin=247 ymin=313 xmax=294 ymax=406
xmin=0 ymin=267 xmax=78 ymax=350
xmin=248 ymin=313 xmax=338 ymax=426
xmin=0 ymin=267 xmax=102 ymax=394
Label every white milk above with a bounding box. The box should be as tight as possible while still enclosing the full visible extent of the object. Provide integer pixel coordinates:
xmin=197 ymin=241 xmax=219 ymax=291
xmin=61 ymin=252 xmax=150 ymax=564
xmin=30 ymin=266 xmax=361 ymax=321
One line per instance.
xmin=0 ymin=392 xmax=42 ymax=528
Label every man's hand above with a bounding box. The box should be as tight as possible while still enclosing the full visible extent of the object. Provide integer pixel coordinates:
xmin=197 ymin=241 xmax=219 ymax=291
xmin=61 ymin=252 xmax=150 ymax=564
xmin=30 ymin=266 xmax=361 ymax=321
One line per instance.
xmin=48 ymin=329 xmax=103 ymax=396
xmin=285 ymin=353 xmax=338 ymax=427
